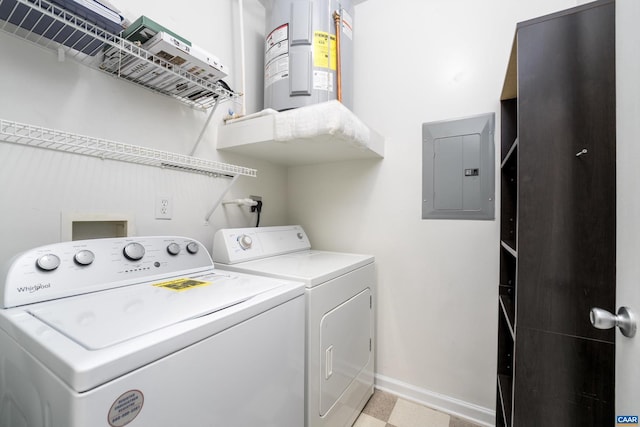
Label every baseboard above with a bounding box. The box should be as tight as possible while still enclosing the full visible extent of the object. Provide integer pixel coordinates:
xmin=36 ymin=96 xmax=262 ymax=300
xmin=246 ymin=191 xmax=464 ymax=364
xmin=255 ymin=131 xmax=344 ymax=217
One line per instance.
xmin=374 ymin=374 xmax=496 ymax=427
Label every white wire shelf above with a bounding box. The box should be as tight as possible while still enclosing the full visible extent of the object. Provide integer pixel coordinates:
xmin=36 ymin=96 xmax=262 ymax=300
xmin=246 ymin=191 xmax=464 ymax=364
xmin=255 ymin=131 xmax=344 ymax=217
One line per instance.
xmin=0 ymin=119 xmax=257 ymax=178
xmin=0 ymin=0 xmax=238 ymax=110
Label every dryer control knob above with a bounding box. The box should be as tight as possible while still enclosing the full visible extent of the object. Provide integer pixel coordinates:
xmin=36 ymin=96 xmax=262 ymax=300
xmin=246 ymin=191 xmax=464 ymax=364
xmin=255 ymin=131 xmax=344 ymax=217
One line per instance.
xmin=167 ymin=243 xmax=180 ymax=256
xmin=238 ymin=234 xmax=253 ymax=250
xmin=74 ymin=250 xmax=95 ymax=266
xmin=123 ymin=242 xmax=145 ymax=261
xmin=186 ymin=242 xmax=199 ymax=254
xmin=36 ymin=254 xmax=61 ymax=271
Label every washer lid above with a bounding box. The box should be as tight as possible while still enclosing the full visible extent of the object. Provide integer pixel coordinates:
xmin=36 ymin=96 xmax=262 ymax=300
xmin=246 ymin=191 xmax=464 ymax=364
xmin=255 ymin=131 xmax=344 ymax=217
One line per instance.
xmin=226 ymin=250 xmax=374 ymax=287
xmin=27 ymin=272 xmax=280 ymax=350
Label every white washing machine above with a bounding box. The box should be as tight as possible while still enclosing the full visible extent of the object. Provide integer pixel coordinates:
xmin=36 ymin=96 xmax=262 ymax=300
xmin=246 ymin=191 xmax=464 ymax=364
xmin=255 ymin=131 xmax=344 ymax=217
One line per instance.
xmin=0 ymin=236 xmax=305 ymax=427
xmin=212 ymin=225 xmax=375 ymax=427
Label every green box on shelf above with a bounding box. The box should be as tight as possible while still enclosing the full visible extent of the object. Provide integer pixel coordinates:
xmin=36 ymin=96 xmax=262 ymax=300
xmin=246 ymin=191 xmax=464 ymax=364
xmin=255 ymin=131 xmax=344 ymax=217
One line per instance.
xmin=123 ymin=15 xmax=190 ymax=46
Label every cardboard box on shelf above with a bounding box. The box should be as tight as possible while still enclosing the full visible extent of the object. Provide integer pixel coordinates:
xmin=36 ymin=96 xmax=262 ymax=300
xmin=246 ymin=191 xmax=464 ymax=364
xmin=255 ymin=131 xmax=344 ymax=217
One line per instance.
xmin=143 ymin=31 xmax=228 ymax=83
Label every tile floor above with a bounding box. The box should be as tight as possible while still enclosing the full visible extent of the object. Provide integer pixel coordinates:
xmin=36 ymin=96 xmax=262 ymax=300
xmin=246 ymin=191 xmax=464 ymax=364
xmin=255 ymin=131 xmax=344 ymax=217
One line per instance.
xmin=353 ymin=390 xmax=482 ymax=427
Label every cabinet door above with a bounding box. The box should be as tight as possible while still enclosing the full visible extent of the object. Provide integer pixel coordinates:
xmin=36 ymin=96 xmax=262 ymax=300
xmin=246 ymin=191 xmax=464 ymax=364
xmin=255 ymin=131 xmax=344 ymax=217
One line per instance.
xmin=514 ymin=1 xmax=616 ymax=425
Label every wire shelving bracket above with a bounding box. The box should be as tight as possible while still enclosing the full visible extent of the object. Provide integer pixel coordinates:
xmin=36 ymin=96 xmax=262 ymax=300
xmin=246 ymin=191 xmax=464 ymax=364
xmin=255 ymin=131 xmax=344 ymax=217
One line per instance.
xmin=0 ymin=119 xmax=257 ymax=178
xmin=0 ymin=0 xmax=240 ymax=110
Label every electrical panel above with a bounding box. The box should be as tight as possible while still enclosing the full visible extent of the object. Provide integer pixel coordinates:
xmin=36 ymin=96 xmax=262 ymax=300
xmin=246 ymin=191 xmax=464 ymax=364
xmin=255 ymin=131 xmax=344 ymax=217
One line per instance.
xmin=422 ymin=113 xmax=495 ymax=220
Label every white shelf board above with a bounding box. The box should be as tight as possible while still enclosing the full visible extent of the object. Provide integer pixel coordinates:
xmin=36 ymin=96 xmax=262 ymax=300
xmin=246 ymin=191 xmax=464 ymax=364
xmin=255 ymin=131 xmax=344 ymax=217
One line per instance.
xmin=217 ymin=101 xmax=385 ymax=166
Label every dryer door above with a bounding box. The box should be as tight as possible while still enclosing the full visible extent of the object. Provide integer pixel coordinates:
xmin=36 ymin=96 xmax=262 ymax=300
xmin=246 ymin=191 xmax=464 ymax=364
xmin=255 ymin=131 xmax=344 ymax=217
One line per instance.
xmin=319 ymin=288 xmax=372 ymax=416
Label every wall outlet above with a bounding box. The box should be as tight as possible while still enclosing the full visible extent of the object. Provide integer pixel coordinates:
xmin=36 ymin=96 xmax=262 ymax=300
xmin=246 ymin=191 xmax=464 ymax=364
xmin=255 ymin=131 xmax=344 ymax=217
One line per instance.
xmin=155 ymin=195 xmax=173 ymax=220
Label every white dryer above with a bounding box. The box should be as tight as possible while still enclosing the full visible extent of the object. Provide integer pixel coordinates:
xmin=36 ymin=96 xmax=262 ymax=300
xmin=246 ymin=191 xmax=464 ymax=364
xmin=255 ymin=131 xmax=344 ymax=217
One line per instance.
xmin=212 ymin=225 xmax=375 ymax=427
xmin=0 ymin=236 xmax=305 ymax=427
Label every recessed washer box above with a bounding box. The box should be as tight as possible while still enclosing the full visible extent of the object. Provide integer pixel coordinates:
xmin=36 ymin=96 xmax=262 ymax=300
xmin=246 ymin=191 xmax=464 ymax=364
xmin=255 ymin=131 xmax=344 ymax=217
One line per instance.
xmin=61 ymin=213 xmax=135 ymax=241
xmin=422 ymin=113 xmax=495 ymax=220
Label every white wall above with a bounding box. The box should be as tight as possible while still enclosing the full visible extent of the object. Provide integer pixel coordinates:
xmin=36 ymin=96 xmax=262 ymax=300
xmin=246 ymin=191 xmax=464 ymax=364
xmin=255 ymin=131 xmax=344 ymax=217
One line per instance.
xmin=0 ymin=0 xmax=286 ymax=264
xmin=0 ymin=0 xmax=590 ymax=425
xmin=287 ymin=0 xmax=579 ymax=424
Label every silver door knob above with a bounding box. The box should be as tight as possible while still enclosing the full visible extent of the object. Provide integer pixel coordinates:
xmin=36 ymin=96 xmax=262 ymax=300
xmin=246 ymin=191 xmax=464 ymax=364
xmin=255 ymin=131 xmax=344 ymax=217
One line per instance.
xmin=590 ymin=306 xmax=637 ymax=338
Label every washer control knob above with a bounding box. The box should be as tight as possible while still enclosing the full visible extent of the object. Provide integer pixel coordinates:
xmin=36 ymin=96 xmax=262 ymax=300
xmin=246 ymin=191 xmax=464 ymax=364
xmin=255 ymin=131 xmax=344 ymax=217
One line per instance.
xmin=36 ymin=254 xmax=61 ymax=271
xmin=123 ymin=242 xmax=145 ymax=261
xmin=238 ymin=234 xmax=253 ymax=250
xmin=186 ymin=242 xmax=199 ymax=254
xmin=167 ymin=243 xmax=180 ymax=256
xmin=74 ymin=250 xmax=95 ymax=266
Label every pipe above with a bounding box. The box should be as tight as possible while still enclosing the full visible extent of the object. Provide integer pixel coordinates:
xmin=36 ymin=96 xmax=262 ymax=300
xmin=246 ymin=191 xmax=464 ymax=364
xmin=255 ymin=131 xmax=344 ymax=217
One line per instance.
xmin=238 ymin=0 xmax=247 ymax=116
xmin=204 ymin=174 xmax=240 ymax=222
xmin=333 ymin=10 xmax=342 ymax=103
xmin=222 ymin=198 xmax=258 ymax=207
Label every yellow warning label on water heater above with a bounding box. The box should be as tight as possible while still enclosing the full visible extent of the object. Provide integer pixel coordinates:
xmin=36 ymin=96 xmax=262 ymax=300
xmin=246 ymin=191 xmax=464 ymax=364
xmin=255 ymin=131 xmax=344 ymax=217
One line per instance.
xmin=314 ymin=31 xmax=336 ymax=70
xmin=153 ymin=278 xmax=211 ymax=292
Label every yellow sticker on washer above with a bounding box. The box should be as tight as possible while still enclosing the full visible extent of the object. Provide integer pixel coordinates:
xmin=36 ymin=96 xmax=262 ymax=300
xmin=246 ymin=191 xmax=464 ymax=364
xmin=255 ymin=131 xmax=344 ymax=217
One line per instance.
xmin=313 ymin=31 xmax=336 ymax=70
xmin=153 ymin=278 xmax=211 ymax=292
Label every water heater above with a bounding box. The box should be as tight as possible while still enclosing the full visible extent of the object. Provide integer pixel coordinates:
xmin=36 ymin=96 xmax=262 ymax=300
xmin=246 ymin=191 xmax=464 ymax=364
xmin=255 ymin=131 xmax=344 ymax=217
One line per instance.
xmin=261 ymin=0 xmax=354 ymax=111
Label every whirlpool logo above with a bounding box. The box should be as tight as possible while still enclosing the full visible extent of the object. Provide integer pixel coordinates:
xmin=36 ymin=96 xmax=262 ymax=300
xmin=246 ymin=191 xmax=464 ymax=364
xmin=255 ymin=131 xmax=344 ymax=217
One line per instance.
xmin=617 ymin=415 xmax=639 ymax=425
xmin=17 ymin=283 xmax=51 ymax=293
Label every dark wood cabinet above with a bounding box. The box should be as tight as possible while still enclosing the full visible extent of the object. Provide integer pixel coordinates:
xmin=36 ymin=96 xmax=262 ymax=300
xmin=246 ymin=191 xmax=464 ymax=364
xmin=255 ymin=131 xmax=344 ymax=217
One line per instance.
xmin=496 ymin=1 xmax=616 ymax=426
